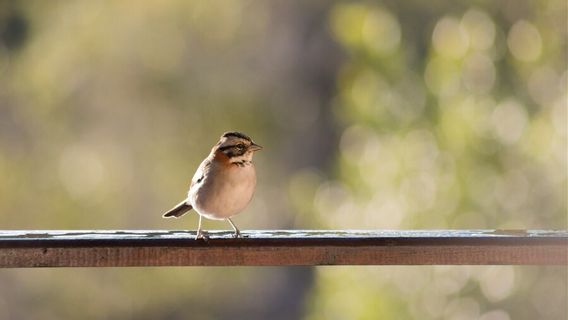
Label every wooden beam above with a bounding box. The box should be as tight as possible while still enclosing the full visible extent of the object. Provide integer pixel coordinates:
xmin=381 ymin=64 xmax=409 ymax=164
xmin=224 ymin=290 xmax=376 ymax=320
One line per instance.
xmin=0 ymin=230 xmax=566 ymax=267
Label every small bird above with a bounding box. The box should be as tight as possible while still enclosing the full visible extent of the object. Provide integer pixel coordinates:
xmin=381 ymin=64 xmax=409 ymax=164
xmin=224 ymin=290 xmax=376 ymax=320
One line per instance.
xmin=162 ymin=131 xmax=262 ymax=240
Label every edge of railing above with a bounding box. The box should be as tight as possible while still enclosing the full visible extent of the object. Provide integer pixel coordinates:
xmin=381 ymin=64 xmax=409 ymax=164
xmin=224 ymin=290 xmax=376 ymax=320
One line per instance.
xmin=1 ymin=229 xmax=566 ymax=267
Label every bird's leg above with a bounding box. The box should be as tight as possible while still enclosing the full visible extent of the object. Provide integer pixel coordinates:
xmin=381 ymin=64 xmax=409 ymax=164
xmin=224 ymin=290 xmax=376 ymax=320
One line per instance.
xmin=226 ymin=218 xmax=241 ymax=238
xmin=195 ymin=215 xmax=208 ymax=241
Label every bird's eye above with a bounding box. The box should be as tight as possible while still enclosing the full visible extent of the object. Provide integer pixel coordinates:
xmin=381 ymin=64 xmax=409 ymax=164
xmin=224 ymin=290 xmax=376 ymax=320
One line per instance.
xmin=237 ymin=144 xmax=245 ymax=150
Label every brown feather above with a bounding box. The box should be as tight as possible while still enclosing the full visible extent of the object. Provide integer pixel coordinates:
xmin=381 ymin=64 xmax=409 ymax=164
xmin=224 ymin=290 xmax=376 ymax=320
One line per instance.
xmin=162 ymin=201 xmax=193 ymax=218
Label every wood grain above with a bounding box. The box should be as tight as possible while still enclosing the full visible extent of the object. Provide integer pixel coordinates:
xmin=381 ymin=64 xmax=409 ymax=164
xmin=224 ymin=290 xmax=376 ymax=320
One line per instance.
xmin=0 ymin=230 xmax=566 ymax=267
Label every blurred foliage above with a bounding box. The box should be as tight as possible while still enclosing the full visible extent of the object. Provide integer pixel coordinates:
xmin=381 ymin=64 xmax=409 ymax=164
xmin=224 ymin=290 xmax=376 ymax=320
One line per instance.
xmin=0 ymin=0 xmax=566 ymax=319
xmin=301 ymin=1 xmax=567 ymax=320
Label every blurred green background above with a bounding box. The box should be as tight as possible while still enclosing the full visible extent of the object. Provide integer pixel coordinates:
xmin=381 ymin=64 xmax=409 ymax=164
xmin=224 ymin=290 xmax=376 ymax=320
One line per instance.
xmin=0 ymin=0 xmax=566 ymax=319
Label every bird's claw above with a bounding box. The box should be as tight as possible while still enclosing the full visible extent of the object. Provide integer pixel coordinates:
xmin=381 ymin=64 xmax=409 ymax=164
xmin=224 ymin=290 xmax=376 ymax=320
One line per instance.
xmin=195 ymin=230 xmax=209 ymax=241
xmin=233 ymin=230 xmax=241 ymax=238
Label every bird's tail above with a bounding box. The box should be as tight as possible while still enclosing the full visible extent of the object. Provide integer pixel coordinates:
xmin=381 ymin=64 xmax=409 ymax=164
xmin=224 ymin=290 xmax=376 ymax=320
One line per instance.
xmin=162 ymin=200 xmax=193 ymax=218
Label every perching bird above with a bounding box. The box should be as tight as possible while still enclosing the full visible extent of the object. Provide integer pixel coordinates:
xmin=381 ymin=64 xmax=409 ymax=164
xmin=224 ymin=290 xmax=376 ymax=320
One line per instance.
xmin=162 ymin=131 xmax=262 ymax=239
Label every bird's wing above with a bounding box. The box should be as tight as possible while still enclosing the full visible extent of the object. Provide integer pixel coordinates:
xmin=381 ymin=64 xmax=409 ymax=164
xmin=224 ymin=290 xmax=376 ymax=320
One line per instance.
xmin=190 ymin=157 xmax=212 ymax=190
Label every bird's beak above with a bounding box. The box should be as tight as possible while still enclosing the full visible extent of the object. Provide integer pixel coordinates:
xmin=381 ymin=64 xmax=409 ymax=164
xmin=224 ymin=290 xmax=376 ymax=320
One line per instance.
xmin=249 ymin=142 xmax=263 ymax=152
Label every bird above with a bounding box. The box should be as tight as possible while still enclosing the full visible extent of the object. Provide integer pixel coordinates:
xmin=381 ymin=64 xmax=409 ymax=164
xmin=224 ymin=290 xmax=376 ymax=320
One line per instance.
xmin=162 ymin=131 xmax=262 ymax=240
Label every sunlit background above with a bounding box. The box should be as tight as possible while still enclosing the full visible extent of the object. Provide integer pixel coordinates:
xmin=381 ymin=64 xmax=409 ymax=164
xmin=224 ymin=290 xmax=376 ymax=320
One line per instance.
xmin=0 ymin=1 xmax=566 ymax=319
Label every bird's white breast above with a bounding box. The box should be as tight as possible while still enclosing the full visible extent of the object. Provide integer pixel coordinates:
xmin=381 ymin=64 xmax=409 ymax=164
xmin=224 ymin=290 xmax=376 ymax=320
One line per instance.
xmin=189 ymin=162 xmax=256 ymax=220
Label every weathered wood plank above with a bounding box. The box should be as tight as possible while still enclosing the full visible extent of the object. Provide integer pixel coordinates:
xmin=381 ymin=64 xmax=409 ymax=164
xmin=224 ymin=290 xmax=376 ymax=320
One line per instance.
xmin=0 ymin=230 xmax=566 ymax=267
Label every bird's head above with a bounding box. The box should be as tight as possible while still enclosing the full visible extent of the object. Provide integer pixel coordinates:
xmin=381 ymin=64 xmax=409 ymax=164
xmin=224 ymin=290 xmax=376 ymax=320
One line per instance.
xmin=213 ymin=131 xmax=262 ymax=164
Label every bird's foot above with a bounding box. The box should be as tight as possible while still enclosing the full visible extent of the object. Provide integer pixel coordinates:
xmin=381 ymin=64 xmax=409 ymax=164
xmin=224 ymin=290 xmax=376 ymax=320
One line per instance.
xmin=233 ymin=230 xmax=241 ymax=239
xmin=195 ymin=230 xmax=209 ymax=241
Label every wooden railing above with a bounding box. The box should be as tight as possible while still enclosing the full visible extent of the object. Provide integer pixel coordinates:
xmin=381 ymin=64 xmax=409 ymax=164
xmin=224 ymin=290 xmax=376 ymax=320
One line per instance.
xmin=0 ymin=230 xmax=566 ymax=267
